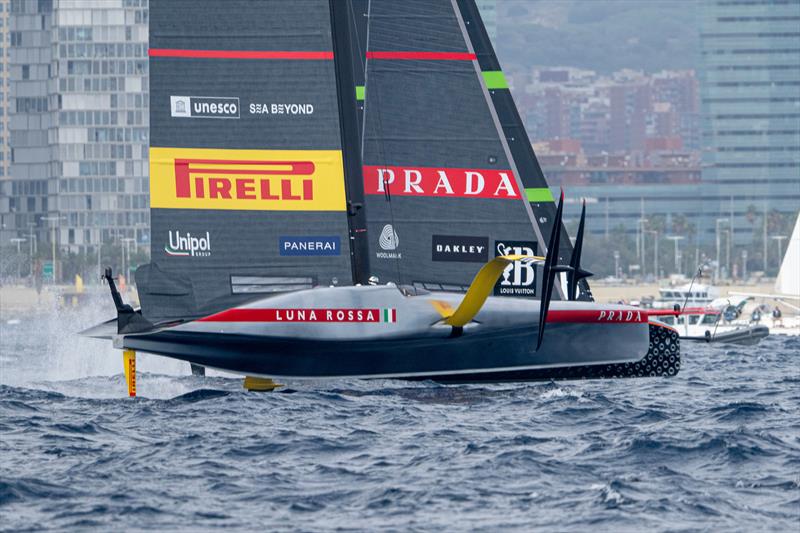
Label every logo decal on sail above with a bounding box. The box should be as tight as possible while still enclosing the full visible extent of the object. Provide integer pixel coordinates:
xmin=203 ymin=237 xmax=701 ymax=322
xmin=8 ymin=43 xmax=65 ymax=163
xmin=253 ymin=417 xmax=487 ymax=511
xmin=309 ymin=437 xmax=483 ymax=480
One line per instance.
xmin=165 ymin=230 xmax=211 ymax=257
xmin=494 ymin=240 xmax=537 ymax=297
xmin=363 ymin=165 xmax=521 ymax=199
xmin=150 ymin=148 xmax=347 ymax=211
xmin=170 ymin=96 xmax=240 ymax=119
xmin=279 ymin=236 xmax=340 ymax=256
xmin=432 ymin=235 xmax=488 ymax=263
xmin=376 ymin=224 xmax=402 ymax=260
xmin=379 ymin=224 xmax=399 ymax=250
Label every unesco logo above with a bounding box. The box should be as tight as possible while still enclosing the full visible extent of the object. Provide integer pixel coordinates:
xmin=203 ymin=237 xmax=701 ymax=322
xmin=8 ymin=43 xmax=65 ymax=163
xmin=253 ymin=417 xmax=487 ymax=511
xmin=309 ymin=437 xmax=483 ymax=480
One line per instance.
xmin=170 ymin=96 xmax=240 ymax=119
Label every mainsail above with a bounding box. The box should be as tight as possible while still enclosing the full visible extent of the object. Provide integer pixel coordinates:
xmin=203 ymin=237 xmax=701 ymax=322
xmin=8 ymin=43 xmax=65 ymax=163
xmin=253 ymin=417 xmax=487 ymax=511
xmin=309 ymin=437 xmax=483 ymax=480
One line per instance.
xmin=775 ymin=213 xmax=799 ymax=297
xmin=359 ymin=0 xmax=578 ymax=298
xmin=137 ymin=0 xmax=588 ymax=323
xmin=139 ymin=0 xmax=360 ymax=321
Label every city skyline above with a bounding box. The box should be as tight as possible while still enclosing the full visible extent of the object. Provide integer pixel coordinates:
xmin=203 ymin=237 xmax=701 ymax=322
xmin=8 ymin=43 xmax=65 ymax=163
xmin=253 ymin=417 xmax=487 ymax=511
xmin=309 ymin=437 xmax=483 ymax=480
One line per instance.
xmin=0 ymin=0 xmax=797 ymax=281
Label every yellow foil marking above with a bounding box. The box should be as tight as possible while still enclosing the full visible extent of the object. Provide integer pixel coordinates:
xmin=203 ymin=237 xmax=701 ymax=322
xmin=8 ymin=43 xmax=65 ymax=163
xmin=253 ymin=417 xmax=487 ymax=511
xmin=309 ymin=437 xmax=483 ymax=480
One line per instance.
xmin=123 ymin=349 xmax=136 ymax=397
xmin=243 ymin=377 xmax=282 ymax=392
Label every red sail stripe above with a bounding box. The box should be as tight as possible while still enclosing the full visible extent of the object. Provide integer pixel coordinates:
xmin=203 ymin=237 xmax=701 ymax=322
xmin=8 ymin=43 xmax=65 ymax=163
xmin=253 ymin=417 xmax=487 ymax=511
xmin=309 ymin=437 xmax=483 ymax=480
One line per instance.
xmin=148 ymin=49 xmax=333 ymax=60
xmin=366 ymin=51 xmax=477 ymax=61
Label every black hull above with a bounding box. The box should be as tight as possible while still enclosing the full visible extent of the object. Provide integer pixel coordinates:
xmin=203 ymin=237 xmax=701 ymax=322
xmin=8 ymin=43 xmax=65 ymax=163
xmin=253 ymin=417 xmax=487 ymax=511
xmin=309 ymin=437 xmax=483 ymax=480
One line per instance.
xmin=121 ymin=323 xmax=679 ymax=383
xmin=413 ymin=323 xmax=680 ymax=383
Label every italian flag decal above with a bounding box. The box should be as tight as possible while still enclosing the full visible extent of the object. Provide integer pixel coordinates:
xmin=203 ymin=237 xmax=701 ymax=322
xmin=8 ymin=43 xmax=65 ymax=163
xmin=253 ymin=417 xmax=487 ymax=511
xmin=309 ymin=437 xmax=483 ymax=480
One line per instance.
xmin=382 ymin=308 xmax=397 ymax=323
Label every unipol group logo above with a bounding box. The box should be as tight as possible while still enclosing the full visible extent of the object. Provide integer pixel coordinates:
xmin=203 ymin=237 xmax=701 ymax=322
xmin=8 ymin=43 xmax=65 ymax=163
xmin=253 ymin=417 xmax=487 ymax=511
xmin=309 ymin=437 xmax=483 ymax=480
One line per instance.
xmin=363 ymin=165 xmax=521 ymax=199
xmin=165 ymin=230 xmax=211 ymax=257
xmin=149 ymin=148 xmax=347 ymax=212
xmin=170 ymin=96 xmax=240 ymax=119
xmin=376 ymin=224 xmax=401 ymax=260
xmin=494 ymin=240 xmax=537 ymax=297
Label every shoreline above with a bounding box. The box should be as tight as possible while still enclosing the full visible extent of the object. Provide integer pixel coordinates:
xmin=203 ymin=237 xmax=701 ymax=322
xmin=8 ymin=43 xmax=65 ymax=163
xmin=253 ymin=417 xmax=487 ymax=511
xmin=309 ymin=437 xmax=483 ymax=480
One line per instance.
xmin=1 ymin=281 xmax=791 ymax=321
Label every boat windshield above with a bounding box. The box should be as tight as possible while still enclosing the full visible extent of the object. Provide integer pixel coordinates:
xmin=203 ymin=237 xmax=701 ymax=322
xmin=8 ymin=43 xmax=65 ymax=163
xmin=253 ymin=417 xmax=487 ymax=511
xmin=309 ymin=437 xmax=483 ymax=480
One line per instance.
xmin=688 ymin=315 xmax=701 ymax=325
xmin=701 ymin=314 xmax=717 ymax=325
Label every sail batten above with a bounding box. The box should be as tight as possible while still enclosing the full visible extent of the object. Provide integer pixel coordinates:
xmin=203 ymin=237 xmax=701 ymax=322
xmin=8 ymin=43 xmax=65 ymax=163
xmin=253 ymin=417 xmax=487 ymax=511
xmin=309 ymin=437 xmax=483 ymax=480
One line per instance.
xmin=366 ymin=51 xmax=477 ymax=60
xmin=149 ymin=49 xmax=335 ymax=60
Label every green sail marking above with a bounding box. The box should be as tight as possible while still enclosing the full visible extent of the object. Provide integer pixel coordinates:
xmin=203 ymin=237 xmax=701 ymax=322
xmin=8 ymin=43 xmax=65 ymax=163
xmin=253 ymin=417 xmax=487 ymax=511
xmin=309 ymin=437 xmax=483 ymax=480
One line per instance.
xmin=482 ymin=70 xmax=509 ymax=90
xmin=525 ymin=188 xmax=555 ymax=203
xmin=355 ymin=85 xmax=365 ymax=101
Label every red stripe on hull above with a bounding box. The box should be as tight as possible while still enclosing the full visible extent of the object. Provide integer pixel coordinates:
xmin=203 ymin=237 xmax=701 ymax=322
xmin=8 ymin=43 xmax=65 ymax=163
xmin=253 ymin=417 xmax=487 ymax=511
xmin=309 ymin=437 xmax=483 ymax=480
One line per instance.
xmin=149 ymin=49 xmax=333 ymax=60
xmin=547 ymin=310 xmax=647 ymax=323
xmin=199 ymin=308 xmax=387 ymax=323
xmin=198 ymin=308 xmax=646 ymax=324
xmin=366 ymin=51 xmax=476 ymax=61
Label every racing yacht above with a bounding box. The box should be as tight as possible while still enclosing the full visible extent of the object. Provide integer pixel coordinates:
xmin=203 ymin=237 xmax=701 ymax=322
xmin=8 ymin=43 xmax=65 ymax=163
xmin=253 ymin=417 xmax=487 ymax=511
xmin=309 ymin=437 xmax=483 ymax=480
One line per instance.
xmin=83 ymin=0 xmax=680 ymax=395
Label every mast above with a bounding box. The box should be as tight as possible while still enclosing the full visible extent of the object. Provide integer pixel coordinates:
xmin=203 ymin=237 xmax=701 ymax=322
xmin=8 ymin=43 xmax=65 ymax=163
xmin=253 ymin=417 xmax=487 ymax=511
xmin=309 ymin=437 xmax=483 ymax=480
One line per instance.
xmin=329 ymin=0 xmax=371 ymax=285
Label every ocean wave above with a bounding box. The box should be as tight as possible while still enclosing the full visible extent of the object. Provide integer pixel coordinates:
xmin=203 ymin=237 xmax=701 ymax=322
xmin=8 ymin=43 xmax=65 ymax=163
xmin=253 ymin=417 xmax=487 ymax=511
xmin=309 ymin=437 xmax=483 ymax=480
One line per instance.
xmin=0 ymin=321 xmax=798 ymax=530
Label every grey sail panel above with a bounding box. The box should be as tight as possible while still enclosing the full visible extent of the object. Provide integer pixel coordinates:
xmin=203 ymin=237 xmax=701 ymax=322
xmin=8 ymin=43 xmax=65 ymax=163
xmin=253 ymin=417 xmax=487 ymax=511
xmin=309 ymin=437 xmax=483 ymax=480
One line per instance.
xmin=141 ymin=0 xmax=353 ymax=322
xmin=361 ymin=0 xmax=542 ymax=297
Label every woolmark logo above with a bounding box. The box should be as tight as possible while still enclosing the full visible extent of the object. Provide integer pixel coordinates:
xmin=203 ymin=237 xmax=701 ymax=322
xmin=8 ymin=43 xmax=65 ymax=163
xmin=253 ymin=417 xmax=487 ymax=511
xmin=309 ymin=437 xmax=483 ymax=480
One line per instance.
xmin=494 ymin=240 xmax=537 ymax=297
xmin=379 ymin=224 xmax=399 ymax=250
xmin=165 ymin=230 xmax=211 ymax=257
xmin=279 ymin=236 xmax=340 ymax=256
xmin=363 ymin=165 xmax=521 ymax=199
xmin=376 ymin=224 xmax=401 ymax=260
xmin=170 ymin=96 xmax=240 ymax=119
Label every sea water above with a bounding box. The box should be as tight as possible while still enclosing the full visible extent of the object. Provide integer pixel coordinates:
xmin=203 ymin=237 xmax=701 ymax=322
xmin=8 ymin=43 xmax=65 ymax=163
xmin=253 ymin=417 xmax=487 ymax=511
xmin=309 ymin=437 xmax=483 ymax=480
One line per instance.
xmin=0 ymin=305 xmax=798 ymax=531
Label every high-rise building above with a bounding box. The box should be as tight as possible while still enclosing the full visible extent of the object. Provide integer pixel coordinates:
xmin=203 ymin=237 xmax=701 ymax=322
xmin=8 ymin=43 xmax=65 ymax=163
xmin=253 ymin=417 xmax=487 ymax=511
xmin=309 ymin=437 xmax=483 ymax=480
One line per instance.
xmin=699 ymin=0 xmax=800 ymax=245
xmin=1 ymin=0 xmax=53 ymax=249
xmin=0 ymin=0 xmax=13 ymax=243
xmin=2 ymin=0 xmax=149 ymax=264
xmin=0 ymin=0 xmax=9 ymax=182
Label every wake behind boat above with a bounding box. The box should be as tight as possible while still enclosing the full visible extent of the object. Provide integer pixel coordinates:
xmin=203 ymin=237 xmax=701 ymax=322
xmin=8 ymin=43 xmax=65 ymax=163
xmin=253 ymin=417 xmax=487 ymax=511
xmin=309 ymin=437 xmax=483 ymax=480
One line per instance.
xmin=83 ymin=0 xmax=680 ymax=395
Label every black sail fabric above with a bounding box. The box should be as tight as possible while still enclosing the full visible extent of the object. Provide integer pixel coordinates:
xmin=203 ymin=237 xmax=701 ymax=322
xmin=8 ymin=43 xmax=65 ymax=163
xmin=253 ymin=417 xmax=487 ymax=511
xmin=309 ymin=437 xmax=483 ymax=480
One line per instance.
xmin=141 ymin=0 xmax=353 ymax=322
xmin=361 ymin=0 xmax=563 ymax=297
